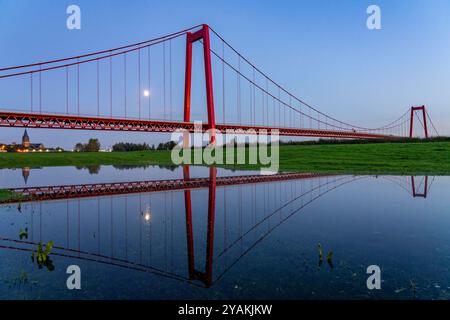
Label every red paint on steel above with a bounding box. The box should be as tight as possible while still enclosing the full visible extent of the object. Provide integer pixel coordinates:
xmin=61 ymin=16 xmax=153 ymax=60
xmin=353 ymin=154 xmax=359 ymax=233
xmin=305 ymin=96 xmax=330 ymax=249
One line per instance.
xmin=409 ymin=105 xmax=429 ymax=139
xmin=183 ymin=24 xmax=216 ymax=144
xmin=2 ymin=172 xmax=330 ymax=204
xmin=183 ymin=166 xmax=195 ymax=277
xmin=411 ymin=176 xmax=428 ymax=198
xmin=0 ymin=111 xmax=398 ymax=139
xmin=205 ymin=167 xmax=217 ymax=287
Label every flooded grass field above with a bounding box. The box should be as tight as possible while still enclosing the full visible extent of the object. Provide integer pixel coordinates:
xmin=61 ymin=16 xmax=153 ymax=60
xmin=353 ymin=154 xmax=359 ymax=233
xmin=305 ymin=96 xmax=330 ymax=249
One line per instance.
xmin=0 ymin=165 xmax=448 ymax=299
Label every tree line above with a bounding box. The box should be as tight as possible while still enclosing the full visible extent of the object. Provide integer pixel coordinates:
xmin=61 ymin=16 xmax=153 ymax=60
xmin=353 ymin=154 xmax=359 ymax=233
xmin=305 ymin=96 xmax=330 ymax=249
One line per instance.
xmin=73 ymin=139 xmax=178 ymax=152
xmin=112 ymin=141 xmax=176 ymax=152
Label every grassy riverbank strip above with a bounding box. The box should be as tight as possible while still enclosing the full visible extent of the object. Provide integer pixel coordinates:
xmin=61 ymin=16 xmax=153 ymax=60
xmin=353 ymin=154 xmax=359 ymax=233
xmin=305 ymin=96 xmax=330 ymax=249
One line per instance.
xmin=0 ymin=189 xmax=28 ymax=202
xmin=0 ymin=142 xmax=449 ymax=175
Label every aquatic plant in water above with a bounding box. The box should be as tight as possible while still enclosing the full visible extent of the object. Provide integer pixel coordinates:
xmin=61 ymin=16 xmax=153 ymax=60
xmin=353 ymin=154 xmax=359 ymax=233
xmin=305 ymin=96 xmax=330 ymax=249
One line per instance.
xmin=317 ymin=243 xmax=323 ymax=267
xmin=19 ymin=227 xmax=28 ymax=240
xmin=326 ymin=251 xmax=333 ymax=269
xmin=317 ymin=243 xmax=334 ymax=269
xmin=31 ymin=241 xmax=55 ymax=271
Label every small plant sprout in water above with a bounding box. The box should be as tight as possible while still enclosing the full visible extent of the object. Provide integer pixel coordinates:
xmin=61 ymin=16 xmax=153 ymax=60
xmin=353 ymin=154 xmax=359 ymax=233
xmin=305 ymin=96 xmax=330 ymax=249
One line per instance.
xmin=317 ymin=243 xmax=334 ymax=269
xmin=31 ymin=241 xmax=55 ymax=271
xmin=326 ymin=251 xmax=333 ymax=269
xmin=19 ymin=227 xmax=28 ymax=240
xmin=317 ymin=243 xmax=323 ymax=267
xmin=6 ymin=269 xmax=39 ymax=290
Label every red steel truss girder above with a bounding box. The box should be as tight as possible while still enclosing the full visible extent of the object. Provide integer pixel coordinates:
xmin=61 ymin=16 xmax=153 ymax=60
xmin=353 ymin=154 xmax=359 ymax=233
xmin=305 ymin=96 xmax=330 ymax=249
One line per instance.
xmin=0 ymin=111 xmax=397 ymax=139
xmin=2 ymin=172 xmax=329 ymax=204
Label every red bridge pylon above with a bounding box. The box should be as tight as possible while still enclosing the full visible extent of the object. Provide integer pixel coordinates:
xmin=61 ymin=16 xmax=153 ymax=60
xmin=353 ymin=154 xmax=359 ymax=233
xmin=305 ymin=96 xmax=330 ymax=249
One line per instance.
xmin=184 ymin=24 xmax=216 ymax=144
xmin=409 ymin=105 xmax=428 ymax=139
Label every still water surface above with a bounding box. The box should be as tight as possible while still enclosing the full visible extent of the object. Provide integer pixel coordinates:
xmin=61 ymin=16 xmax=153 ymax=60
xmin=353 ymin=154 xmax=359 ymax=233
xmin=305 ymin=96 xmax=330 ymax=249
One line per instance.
xmin=0 ymin=165 xmax=448 ymax=299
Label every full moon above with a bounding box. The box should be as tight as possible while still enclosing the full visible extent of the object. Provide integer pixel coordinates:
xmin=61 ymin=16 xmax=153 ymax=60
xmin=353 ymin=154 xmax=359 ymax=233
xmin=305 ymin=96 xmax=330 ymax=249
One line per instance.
xmin=143 ymin=90 xmax=150 ymax=97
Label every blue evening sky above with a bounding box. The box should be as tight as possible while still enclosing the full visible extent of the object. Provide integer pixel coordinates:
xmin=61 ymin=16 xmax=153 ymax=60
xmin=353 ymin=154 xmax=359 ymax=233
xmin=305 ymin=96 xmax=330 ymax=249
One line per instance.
xmin=0 ymin=0 xmax=449 ymax=149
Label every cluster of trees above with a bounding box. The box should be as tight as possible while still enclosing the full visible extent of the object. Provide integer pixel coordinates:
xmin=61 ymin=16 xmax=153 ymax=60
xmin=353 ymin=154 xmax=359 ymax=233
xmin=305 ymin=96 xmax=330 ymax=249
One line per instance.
xmin=112 ymin=143 xmax=152 ymax=152
xmin=112 ymin=141 xmax=177 ymax=152
xmin=74 ymin=139 xmax=100 ymax=152
xmin=156 ymin=141 xmax=177 ymax=150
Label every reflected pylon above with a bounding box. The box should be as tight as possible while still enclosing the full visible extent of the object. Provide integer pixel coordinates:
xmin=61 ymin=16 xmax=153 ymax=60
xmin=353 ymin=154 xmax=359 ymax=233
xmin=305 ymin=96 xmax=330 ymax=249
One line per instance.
xmin=411 ymin=176 xmax=428 ymax=198
xmin=184 ymin=165 xmax=217 ymax=287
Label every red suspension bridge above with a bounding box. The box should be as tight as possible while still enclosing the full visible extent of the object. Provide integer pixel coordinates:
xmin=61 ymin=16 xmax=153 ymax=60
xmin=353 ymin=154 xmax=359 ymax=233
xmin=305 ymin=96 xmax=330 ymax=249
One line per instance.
xmin=0 ymin=24 xmax=439 ymax=140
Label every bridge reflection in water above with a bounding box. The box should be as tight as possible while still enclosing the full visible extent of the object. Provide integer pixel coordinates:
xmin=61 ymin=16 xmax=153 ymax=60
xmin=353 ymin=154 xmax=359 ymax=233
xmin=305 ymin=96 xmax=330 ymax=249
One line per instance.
xmin=0 ymin=167 xmax=433 ymax=288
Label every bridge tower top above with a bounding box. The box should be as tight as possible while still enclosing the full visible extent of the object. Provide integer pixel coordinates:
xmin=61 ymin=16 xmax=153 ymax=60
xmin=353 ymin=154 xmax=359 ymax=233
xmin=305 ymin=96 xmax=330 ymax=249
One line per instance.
xmin=409 ymin=105 xmax=428 ymax=139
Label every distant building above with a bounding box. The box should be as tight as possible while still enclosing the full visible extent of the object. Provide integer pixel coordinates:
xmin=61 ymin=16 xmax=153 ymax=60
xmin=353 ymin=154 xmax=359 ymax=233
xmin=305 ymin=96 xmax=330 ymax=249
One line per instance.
xmin=22 ymin=130 xmax=30 ymax=148
xmin=18 ymin=129 xmax=46 ymax=152
xmin=0 ymin=130 xmax=63 ymax=153
xmin=21 ymin=129 xmax=45 ymax=150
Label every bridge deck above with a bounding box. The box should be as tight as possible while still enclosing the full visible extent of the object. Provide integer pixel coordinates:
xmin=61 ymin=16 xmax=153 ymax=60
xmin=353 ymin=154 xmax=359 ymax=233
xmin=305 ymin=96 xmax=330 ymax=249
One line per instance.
xmin=1 ymin=172 xmax=330 ymax=204
xmin=0 ymin=111 xmax=397 ymax=139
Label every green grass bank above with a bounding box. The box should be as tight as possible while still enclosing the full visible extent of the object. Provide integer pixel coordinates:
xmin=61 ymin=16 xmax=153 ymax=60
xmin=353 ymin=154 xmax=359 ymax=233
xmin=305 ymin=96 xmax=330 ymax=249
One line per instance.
xmin=0 ymin=142 xmax=449 ymax=175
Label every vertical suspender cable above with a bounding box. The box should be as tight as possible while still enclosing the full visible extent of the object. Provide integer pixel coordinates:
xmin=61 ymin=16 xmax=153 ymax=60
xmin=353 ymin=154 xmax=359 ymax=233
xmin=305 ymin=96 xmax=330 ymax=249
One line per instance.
xmin=77 ymin=59 xmax=80 ymax=115
xmin=278 ymin=86 xmax=281 ymax=127
xmin=253 ymin=67 xmax=256 ymax=126
xmin=149 ymin=193 xmax=152 ymax=258
xmin=169 ymin=40 xmax=172 ymax=120
xmin=249 ymin=81 xmax=252 ymax=126
xmin=138 ymin=48 xmax=141 ymax=119
xmin=237 ymin=56 xmax=240 ymax=124
xmin=39 ymin=203 xmax=42 ymax=241
xmin=164 ymin=193 xmax=167 ymax=269
xmin=262 ymin=84 xmax=265 ymax=125
xmin=266 ymin=78 xmax=269 ymax=127
xmin=148 ymin=46 xmax=151 ymax=119
xmin=139 ymin=195 xmax=142 ymax=263
xmin=39 ymin=65 xmax=42 ymax=113
xmin=163 ymin=41 xmax=166 ymax=119
xmin=30 ymin=73 xmax=33 ymax=112
xmin=289 ymin=95 xmax=292 ymax=127
xmin=317 ymin=111 xmax=320 ymax=130
xmin=66 ymin=201 xmax=70 ymax=248
xmin=124 ymin=53 xmax=127 ymax=118
xmin=309 ymin=108 xmax=312 ymax=129
xmin=97 ymin=199 xmax=100 ymax=254
xmin=97 ymin=60 xmax=100 ymax=116
xmin=273 ymin=91 xmax=276 ymax=128
xmin=222 ymin=41 xmax=225 ymax=123
xmin=110 ymin=196 xmax=113 ymax=257
xmin=125 ymin=197 xmax=128 ymax=259
xmin=77 ymin=200 xmax=80 ymax=251
xmin=66 ymin=67 xmax=69 ymax=114
xmin=298 ymin=101 xmax=301 ymax=128
xmin=170 ymin=192 xmax=174 ymax=271
xmin=110 ymin=52 xmax=112 ymax=118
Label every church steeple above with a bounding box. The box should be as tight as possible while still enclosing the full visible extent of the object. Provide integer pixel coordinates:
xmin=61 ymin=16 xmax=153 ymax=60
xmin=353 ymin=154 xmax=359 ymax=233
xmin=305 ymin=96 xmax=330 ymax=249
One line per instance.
xmin=22 ymin=129 xmax=30 ymax=148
